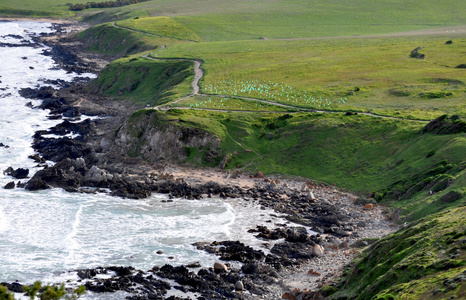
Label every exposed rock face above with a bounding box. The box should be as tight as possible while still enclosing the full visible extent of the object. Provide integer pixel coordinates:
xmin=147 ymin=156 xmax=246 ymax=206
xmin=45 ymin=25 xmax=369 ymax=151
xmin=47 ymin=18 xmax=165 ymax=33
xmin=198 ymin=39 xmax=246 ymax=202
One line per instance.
xmin=420 ymin=114 xmax=466 ymax=135
xmin=439 ymin=190 xmax=463 ymax=203
xmin=108 ymin=110 xmax=222 ymax=165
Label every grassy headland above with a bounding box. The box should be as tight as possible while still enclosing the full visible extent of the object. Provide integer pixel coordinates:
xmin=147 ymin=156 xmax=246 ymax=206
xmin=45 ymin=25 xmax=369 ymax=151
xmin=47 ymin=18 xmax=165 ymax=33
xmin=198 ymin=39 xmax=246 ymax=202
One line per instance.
xmin=3 ymin=1 xmax=466 ymax=299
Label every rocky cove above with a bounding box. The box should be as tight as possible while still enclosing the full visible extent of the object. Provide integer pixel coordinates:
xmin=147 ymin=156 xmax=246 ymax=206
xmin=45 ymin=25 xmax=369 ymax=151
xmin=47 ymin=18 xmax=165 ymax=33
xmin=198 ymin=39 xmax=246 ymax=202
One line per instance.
xmin=1 ymin=21 xmax=396 ymax=299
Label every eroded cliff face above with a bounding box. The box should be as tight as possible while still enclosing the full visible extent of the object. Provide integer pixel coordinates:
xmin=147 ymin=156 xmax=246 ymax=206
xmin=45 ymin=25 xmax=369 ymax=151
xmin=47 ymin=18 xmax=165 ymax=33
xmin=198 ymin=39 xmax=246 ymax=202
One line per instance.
xmin=103 ymin=110 xmax=222 ymax=165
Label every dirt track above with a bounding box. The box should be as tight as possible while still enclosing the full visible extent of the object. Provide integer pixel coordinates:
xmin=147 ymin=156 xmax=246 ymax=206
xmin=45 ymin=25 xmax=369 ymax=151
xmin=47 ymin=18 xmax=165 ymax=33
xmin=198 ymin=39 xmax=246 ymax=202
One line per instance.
xmin=126 ymin=23 xmax=464 ymax=121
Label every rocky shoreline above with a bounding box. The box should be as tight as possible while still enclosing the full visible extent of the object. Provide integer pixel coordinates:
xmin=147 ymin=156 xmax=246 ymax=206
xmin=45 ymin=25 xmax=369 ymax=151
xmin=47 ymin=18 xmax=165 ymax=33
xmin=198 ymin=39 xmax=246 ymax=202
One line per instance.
xmin=1 ymin=21 xmax=396 ymax=299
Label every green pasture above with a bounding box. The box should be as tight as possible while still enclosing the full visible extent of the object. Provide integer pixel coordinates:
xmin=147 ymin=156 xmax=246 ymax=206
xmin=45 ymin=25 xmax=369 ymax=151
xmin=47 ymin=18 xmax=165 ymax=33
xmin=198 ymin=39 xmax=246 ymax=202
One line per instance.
xmin=172 ymin=95 xmax=297 ymax=112
xmin=156 ymin=110 xmax=464 ymax=195
xmin=150 ymin=35 xmax=466 ymax=119
xmin=83 ymin=0 xmax=466 ymax=41
xmin=0 ymin=0 xmax=92 ymax=17
xmin=3 ymin=1 xmax=466 ymax=40
xmin=116 ymin=17 xmax=203 ymax=41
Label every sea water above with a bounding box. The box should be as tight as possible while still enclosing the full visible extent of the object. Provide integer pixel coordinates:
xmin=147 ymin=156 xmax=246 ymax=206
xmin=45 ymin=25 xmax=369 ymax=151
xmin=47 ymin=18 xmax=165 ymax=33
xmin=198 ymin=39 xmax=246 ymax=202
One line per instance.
xmin=0 ymin=21 xmax=289 ymax=295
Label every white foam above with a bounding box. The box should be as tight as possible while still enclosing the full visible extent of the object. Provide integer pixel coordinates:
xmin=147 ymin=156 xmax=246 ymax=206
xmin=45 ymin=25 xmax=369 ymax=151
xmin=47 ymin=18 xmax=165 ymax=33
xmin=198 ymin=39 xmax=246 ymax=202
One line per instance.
xmin=0 ymin=205 xmax=9 ymax=233
xmin=0 ymin=22 xmax=299 ymax=299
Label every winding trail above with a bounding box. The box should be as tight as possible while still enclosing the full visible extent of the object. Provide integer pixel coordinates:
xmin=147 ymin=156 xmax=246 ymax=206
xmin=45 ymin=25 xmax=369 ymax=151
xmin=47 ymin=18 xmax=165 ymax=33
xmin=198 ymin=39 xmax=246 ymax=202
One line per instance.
xmin=119 ymin=23 xmax=432 ymax=123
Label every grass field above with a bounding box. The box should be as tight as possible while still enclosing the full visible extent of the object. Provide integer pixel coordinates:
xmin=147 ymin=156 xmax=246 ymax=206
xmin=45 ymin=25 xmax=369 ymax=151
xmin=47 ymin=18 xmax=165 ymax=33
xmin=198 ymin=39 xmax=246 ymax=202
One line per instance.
xmin=149 ymin=35 xmax=466 ymax=119
xmin=3 ymin=2 xmax=466 ymax=298
xmin=172 ymin=95 xmax=298 ymax=112
xmin=3 ymin=1 xmax=466 ymax=39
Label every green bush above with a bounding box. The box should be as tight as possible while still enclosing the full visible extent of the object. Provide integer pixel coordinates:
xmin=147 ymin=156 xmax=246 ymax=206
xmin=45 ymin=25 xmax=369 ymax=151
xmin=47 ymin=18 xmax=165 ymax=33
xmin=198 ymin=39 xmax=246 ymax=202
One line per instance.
xmin=0 ymin=286 xmax=14 ymax=300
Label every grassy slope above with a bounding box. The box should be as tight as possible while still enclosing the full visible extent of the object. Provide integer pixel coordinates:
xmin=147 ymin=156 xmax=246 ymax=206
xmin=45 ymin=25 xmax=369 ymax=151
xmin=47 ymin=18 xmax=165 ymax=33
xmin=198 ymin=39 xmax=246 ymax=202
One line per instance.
xmin=89 ymin=56 xmax=193 ymax=106
xmin=150 ymin=35 xmax=466 ymax=120
xmin=157 ymin=109 xmax=465 ymax=217
xmin=329 ymin=206 xmax=466 ymax=300
xmin=3 ymin=1 xmax=466 ymax=299
xmin=76 ymin=23 xmax=157 ymax=56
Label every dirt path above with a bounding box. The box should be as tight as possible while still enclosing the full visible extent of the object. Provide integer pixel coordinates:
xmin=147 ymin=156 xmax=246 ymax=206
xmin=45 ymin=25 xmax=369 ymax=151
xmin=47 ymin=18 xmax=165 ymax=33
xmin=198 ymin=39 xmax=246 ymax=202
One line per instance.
xmin=120 ymin=24 xmax=434 ymax=123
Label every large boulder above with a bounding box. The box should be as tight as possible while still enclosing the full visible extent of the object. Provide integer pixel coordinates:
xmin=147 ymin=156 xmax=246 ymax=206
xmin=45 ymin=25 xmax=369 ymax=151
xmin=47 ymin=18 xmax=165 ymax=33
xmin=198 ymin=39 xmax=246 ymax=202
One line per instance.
xmin=213 ymin=262 xmax=228 ymax=273
xmin=3 ymin=167 xmax=29 ymax=179
xmin=285 ymin=227 xmax=309 ymax=243
xmin=4 ymin=181 xmax=15 ymax=189
xmin=312 ymin=245 xmax=325 ymax=257
xmin=85 ymin=165 xmax=112 ymax=183
xmin=25 ymin=177 xmax=50 ymax=191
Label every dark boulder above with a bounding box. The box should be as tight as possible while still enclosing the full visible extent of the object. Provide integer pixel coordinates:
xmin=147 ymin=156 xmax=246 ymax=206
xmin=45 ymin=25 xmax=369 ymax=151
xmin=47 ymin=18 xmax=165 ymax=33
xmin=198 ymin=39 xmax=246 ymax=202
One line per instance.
xmin=28 ymin=154 xmax=46 ymax=163
xmin=108 ymin=266 xmax=134 ymax=277
xmin=3 ymin=167 xmax=29 ymax=179
xmin=1 ymin=282 xmax=23 ymax=293
xmin=19 ymin=86 xmax=56 ymax=99
xmin=4 ymin=181 xmax=15 ymax=189
xmin=24 ymin=177 xmax=50 ymax=191
xmin=285 ymin=227 xmax=309 ymax=243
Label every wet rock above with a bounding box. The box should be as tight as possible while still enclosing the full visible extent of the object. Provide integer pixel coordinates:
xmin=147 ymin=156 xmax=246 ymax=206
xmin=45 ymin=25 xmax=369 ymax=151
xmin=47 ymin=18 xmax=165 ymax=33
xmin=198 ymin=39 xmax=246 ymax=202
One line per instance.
xmin=2 ymin=282 xmax=23 ymax=293
xmin=108 ymin=266 xmax=134 ymax=277
xmin=4 ymin=181 xmax=15 ymax=189
xmin=3 ymin=167 xmax=29 ymax=179
xmin=77 ymin=269 xmax=97 ymax=280
xmin=24 ymin=177 xmax=50 ymax=191
xmin=186 ymin=262 xmax=201 ymax=268
xmin=248 ymin=225 xmax=286 ymax=240
xmin=19 ymin=86 xmax=56 ymax=99
xmin=28 ymin=154 xmax=46 ymax=163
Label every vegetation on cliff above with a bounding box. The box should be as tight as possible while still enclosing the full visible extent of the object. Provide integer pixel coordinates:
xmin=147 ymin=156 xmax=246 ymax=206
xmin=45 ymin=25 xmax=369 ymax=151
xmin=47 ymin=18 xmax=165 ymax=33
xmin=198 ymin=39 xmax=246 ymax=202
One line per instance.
xmin=2 ymin=0 xmax=466 ymax=298
xmin=89 ymin=56 xmax=193 ymax=105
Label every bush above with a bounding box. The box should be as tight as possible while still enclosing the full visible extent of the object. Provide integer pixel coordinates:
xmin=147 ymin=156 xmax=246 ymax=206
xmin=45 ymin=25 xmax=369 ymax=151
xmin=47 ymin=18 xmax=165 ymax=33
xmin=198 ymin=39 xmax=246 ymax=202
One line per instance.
xmin=320 ymin=285 xmax=338 ymax=296
xmin=0 ymin=286 xmax=14 ymax=300
xmin=67 ymin=0 xmax=151 ymax=11
xmin=418 ymin=91 xmax=453 ymax=98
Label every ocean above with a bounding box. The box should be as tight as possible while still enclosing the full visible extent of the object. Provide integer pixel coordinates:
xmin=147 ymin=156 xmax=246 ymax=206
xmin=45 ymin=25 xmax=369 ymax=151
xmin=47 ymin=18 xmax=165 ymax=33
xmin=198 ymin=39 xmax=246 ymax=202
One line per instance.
xmin=0 ymin=21 xmax=288 ymax=298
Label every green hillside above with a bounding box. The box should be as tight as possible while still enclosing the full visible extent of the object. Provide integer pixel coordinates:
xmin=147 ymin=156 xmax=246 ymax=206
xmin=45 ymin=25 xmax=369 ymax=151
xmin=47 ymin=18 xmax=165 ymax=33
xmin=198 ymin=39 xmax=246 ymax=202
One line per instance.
xmin=2 ymin=1 xmax=466 ymax=299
